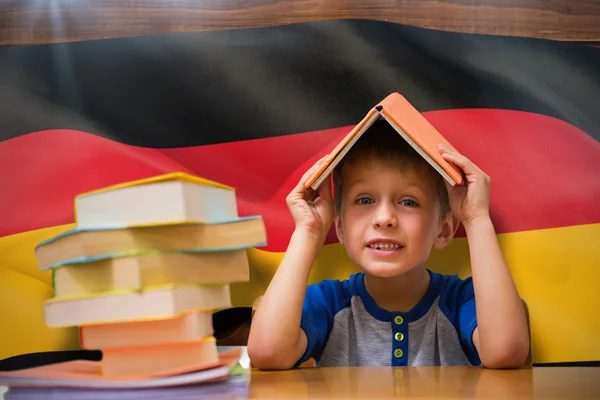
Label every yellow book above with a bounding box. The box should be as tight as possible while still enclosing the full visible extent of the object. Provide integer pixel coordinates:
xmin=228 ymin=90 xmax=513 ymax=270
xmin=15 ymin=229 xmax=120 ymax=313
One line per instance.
xmin=35 ymin=216 xmax=266 ymax=270
xmin=53 ymin=249 xmax=250 ymax=297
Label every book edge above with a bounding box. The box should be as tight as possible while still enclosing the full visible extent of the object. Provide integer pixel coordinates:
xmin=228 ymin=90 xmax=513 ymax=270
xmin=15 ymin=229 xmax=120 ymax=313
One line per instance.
xmin=307 ymin=109 xmax=381 ymax=189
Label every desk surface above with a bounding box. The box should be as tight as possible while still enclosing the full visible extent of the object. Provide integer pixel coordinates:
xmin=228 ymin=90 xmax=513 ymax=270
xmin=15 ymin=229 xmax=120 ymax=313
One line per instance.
xmin=248 ymin=366 xmax=600 ymax=399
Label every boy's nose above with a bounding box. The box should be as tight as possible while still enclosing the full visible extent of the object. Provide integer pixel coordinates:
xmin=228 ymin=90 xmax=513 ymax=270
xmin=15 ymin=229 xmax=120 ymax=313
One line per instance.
xmin=372 ymin=203 xmax=398 ymax=228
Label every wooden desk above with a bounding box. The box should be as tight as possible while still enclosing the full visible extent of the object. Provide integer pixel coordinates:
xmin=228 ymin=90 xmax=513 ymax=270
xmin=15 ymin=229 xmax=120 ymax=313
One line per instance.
xmin=248 ymin=367 xmax=600 ymax=399
xmin=1 ymin=1 xmax=599 ymax=46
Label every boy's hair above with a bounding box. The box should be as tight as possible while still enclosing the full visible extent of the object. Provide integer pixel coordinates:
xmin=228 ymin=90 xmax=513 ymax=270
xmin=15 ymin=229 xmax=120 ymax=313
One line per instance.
xmin=333 ymin=119 xmax=451 ymax=217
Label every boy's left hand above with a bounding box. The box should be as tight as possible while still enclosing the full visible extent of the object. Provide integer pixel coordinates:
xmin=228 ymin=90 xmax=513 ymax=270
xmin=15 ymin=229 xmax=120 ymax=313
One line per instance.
xmin=438 ymin=144 xmax=490 ymax=227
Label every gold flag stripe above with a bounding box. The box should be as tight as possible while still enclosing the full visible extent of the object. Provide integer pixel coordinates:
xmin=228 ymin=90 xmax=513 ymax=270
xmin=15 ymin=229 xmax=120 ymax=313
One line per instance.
xmin=1 ymin=222 xmax=598 ymax=363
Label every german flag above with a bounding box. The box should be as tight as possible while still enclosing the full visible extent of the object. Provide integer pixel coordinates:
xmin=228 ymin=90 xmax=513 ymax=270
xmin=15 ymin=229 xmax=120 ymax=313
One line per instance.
xmin=1 ymin=19 xmax=599 ymax=366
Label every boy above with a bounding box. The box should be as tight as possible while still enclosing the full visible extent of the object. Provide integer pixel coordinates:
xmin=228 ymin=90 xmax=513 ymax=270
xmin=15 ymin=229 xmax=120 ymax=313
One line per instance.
xmin=248 ymin=121 xmax=530 ymax=369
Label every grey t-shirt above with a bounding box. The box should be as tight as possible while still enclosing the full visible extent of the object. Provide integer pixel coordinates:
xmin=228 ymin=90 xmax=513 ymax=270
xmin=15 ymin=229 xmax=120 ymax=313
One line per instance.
xmin=297 ymin=270 xmax=480 ymax=367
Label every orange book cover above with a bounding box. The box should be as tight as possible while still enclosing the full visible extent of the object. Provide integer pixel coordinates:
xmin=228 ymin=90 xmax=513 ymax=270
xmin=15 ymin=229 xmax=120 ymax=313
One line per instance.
xmin=79 ymin=311 xmax=213 ymax=350
xmin=305 ymin=92 xmax=464 ymax=189
xmin=100 ymin=337 xmax=219 ymax=376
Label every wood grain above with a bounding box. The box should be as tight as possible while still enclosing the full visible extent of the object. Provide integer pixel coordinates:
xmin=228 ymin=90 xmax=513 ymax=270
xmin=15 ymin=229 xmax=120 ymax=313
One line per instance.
xmin=1 ymin=0 xmax=599 ymax=46
xmin=249 ymin=366 xmax=600 ymax=399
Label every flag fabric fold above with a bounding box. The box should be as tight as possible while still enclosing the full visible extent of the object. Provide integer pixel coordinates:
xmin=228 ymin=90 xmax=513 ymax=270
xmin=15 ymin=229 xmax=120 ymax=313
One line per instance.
xmin=1 ymin=19 xmax=599 ymax=364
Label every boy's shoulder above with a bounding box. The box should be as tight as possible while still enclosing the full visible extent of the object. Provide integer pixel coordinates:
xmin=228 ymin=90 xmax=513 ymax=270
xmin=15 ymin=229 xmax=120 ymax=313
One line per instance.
xmin=434 ymin=270 xmax=475 ymax=300
xmin=433 ymin=271 xmax=476 ymax=320
xmin=304 ymin=270 xmax=475 ymax=318
xmin=303 ymin=273 xmax=363 ymax=316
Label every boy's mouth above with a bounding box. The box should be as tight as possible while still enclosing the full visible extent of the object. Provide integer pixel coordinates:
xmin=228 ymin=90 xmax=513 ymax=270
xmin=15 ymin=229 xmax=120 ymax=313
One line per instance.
xmin=368 ymin=243 xmax=401 ymax=250
xmin=366 ymin=239 xmax=404 ymax=250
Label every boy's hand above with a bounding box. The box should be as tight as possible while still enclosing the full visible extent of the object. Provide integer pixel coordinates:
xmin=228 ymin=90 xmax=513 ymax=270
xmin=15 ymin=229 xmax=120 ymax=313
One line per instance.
xmin=286 ymin=156 xmax=334 ymax=243
xmin=250 ymin=157 xmax=332 ymax=370
xmin=439 ymin=144 xmax=530 ymax=369
xmin=438 ymin=144 xmax=490 ymax=227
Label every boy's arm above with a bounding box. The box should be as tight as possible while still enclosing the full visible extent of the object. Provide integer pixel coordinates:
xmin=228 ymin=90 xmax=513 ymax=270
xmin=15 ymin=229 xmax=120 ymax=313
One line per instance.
xmin=439 ymin=145 xmax=529 ymax=369
xmin=465 ymin=217 xmax=530 ymax=368
xmin=247 ymin=227 xmax=320 ymax=370
xmin=247 ymin=157 xmax=333 ymax=370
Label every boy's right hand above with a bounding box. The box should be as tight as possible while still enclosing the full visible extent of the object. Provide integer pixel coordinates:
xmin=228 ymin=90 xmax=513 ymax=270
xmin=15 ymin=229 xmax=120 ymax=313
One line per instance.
xmin=286 ymin=156 xmax=334 ymax=243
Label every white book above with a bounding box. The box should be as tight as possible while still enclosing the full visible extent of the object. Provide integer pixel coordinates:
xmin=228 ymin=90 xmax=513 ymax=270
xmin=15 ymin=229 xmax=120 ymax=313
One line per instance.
xmin=44 ymin=284 xmax=231 ymax=328
xmin=74 ymin=172 xmax=238 ymax=229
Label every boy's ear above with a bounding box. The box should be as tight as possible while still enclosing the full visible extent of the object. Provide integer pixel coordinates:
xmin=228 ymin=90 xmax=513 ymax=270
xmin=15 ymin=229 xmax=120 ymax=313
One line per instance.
xmin=334 ymin=213 xmax=344 ymax=245
xmin=433 ymin=213 xmax=460 ymax=250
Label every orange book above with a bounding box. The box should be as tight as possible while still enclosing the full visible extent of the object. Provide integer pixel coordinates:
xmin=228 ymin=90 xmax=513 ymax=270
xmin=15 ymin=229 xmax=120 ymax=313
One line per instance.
xmin=80 ymin=311 xmax=213 ymax=350
xmin=100 ymin=337 xmax=219 ymax=376
xmin=305 ymin=92 xmax=464 ymax=189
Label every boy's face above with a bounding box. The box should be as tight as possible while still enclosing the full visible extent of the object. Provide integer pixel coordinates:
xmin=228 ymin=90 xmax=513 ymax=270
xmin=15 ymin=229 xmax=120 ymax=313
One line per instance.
xmin=335 ymin=159 xmax=454 ymax=278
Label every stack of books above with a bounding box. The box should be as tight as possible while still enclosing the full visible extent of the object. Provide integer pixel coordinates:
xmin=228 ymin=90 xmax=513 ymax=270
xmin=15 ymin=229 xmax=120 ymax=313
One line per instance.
xmin=33 ymin=172 xmax=266 ymax=377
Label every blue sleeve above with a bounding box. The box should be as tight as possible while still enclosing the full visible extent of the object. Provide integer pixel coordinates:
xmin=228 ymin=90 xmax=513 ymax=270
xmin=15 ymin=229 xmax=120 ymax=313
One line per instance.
xmin=294 ymin=279 xmax=351 ymax=367
xmin=458 ymin=294 xmax=480 ymax=365
xmin=439 ymin=275 xmax=481 ymax=365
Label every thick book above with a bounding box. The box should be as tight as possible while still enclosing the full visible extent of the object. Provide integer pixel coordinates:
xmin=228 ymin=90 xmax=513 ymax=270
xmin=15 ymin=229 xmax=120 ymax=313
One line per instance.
xmin=306 ymin=92 xmax=464 ymax=189
xmin=52 ymin=250 xmax=250 ymax=298
xmin=74 ymin=172 xmax=238 ymax=229
xmin=100 ymin=337 xmax=219 ymax=376
xmin=79 ymin=311 xmax=214 ymax=350
xmin=44 ymin=284 xmax=231 ymax=327
xmin=35 ymin=216 xmax=266 ymax=271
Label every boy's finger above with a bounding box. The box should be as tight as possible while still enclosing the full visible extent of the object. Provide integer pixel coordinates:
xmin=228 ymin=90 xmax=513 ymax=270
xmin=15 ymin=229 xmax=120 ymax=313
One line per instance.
xmin=299 ymin=155 xmax=329 ymax=184
xmin=440 ymin=150 xmax=483 ymax=177
xmin=438 ymin=144 xmax=483 ymax=170
xmin=317 ymin=173 xmax=332 ymax=201
xmin=290 ymin=155 xmax=330 ymax=196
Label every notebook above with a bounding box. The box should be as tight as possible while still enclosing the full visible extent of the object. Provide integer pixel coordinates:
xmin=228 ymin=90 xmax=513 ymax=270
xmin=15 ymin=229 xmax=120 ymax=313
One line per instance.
xmin=0 ymin=349 xmax=242 ymax=389
xmin=4 ymin=377 xmax=249 ymax=400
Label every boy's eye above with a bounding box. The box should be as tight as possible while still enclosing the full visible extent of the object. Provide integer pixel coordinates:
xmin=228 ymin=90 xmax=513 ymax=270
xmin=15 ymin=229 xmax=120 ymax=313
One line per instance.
xmin=400 ymin=199 xmax=419 ymax=207
xmin=356 ymin=197 xmax=373 ymax=205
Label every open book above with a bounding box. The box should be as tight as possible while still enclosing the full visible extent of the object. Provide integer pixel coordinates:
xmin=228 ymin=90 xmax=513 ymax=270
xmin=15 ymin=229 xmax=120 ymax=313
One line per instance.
xmin=305 ymin=92 xmax=464 ymax=189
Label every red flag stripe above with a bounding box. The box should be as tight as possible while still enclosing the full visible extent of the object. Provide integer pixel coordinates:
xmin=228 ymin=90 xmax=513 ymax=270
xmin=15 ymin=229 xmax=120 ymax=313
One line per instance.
xmin=1 ymin=109 xmax=599 ymax=252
